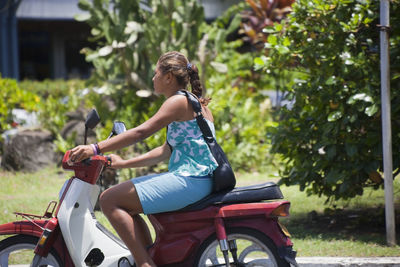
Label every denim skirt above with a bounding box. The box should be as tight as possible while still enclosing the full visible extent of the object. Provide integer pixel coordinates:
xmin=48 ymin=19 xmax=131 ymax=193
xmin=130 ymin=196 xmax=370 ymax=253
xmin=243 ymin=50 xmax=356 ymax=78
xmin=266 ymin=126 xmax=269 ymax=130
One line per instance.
xmin=131 ymin=172 xmax=213 ymax=214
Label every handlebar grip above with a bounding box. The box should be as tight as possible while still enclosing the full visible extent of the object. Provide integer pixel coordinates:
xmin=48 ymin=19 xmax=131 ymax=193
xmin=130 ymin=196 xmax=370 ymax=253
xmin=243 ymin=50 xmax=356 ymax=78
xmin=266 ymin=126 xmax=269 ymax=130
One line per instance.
xmin=105 ymin=156 xmax=112 ymax=167
xmin=63 ymin=150 xmax=110 ymax=172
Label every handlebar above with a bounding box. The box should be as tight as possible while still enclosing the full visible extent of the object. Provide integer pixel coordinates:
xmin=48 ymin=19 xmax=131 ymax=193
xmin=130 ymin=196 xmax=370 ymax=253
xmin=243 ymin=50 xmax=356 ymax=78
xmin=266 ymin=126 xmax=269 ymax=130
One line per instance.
xmin=62 ymin=151 xmax=112 ymax=168
xmin=62 ymin=150 xmax=112 ymax=185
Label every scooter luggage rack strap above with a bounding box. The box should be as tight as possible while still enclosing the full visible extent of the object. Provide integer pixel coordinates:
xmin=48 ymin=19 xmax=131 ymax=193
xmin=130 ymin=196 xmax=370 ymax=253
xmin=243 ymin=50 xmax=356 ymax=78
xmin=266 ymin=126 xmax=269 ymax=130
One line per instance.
xmin=181 ymin=182 xmax=283 ymax=211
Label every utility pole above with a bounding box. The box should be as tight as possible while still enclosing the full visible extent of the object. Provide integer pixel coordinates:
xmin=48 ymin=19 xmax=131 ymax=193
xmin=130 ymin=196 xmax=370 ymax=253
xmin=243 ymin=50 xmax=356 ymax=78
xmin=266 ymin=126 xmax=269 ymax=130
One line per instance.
xmin=379 ymin=0 xmax=396 ymax=246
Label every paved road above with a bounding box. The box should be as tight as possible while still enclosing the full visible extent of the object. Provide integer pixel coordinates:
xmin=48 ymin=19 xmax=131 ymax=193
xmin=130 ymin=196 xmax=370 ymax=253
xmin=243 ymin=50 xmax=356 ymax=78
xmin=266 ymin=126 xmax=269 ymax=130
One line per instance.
xmin=9 ymin=257 xmax=400 ymax=266
xmin=297 ymin=257 xmax=400 ymax=267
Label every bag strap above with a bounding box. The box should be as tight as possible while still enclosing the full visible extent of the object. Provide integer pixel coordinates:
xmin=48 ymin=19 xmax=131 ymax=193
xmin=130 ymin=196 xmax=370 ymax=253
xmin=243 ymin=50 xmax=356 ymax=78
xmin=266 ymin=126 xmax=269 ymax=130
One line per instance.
xmin=176 ymin=90 xmax=214 ymax=142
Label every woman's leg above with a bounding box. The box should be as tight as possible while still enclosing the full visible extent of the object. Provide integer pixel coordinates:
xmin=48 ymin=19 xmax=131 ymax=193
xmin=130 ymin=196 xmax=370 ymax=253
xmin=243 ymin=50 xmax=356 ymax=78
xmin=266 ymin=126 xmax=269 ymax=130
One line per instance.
xmin=99 ymin=180 xmax=155 ymax=267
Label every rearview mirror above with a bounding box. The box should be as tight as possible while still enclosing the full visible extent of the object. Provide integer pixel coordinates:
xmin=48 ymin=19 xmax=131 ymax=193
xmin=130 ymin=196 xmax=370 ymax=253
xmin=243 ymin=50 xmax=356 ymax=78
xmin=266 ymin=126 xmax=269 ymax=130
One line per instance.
xmin=84 ymin=109 xmax=100 ymax=145
xmin=107 ymin=121 xmax=127 ymax=139
xmin=85 ymin=109 xmax=100 ymax=129
xmin=112 ymin=121 xmax=126 ymax=136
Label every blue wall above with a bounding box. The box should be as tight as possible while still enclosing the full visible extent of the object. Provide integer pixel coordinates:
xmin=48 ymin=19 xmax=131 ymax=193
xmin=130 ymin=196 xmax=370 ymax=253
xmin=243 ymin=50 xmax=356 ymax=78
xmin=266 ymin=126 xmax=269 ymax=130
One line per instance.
xmin=0 ymin=0 xmax=20 ymax=79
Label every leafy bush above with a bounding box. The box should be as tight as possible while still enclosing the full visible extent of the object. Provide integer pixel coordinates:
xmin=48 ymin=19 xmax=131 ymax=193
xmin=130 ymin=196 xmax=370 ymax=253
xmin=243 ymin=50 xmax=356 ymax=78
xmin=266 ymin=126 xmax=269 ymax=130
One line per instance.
xmin=19 ymin=79 xmax=89 ymax=134
xmin=240 ymin=0 xmax=294 ymax=50
xmin=202 ymin=4 xmax=278 ymax=172
xmin=256 ymin=0 xmax=400 ymax=200
xmin=0 ymin=77 xmax=39 ymax=135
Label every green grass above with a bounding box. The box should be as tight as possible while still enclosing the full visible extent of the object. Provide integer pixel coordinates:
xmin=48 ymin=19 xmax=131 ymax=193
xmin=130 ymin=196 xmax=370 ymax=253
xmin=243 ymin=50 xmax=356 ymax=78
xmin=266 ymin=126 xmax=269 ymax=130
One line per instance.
xmin=0 ymin=166 xmax=67 ymax=225
xmin=1 ymin=166 xmax=399 ymax=257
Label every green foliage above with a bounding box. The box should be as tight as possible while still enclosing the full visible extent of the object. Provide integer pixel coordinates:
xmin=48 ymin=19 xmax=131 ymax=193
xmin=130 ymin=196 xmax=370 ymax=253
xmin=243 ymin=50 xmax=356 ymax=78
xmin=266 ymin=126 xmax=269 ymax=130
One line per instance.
xmin=241 ymin=0 xmax=294 ymax=50
xmin=19 ymin=79 xmax=88 ymax=134
xmin=202 ymin=4 xmax=278 ymax=172
xmin=256 ymin=0 xmax=400 ymax=200
xmin=208 ymin=83 xmax=276 ymax=172
xmin=0 ymin=77 xmax=39 ymax=135
xmin=0 ymin=78 xmax=92 ymax=154
xmin=77 ymin=0 xmax=204 ymax=95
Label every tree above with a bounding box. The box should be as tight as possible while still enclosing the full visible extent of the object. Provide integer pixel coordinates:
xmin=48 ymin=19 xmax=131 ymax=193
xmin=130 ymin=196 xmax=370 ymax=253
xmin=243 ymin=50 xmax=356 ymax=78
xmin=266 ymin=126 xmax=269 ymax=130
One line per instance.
xmin=256 ymin=0 xmax=400 ymax=200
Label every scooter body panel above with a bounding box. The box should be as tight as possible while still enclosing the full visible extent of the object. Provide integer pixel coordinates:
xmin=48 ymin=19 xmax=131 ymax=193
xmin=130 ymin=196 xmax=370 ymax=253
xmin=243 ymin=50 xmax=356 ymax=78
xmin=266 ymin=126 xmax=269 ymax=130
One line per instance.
xmin=57 ymin=178 xmax=133 ymax=266
xmin=148 ymin=202 xmax=293 ymax=266
xmin=148 ymin=211 xmax=216 ymax=266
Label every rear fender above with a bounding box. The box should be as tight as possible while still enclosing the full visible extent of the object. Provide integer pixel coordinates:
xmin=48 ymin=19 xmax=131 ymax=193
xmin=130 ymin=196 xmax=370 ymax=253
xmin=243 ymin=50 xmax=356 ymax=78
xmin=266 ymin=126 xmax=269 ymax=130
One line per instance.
xmin=225 ymin=218 xmax=297 ymax=266
xmin=225 ymin=217 xmax=293 ymax=247
xmin=0 ymin=220 xmax=47 ymax=238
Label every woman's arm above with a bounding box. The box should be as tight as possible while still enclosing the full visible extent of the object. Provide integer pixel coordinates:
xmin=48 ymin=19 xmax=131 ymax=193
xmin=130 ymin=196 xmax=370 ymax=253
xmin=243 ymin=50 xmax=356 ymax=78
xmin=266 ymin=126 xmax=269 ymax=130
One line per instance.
xmin=69 ymin=95 xmax=187 ymax=162
xmin=98 ymin=96 xmax=184 ymax=152
xmin=108 ymin=142 xmax=171 ymax=169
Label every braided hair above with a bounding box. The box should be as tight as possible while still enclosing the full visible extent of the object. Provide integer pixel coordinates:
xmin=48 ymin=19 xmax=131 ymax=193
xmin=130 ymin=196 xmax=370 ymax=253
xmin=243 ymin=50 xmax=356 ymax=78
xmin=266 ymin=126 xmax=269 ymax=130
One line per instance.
xmin=157 ymin=51 xmax=210 ymax=105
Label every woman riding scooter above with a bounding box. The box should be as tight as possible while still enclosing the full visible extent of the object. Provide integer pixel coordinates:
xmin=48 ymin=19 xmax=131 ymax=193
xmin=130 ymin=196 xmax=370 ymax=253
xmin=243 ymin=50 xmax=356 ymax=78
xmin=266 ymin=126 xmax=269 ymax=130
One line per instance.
xmin=69 ymin=51 xmax=218 ymax=267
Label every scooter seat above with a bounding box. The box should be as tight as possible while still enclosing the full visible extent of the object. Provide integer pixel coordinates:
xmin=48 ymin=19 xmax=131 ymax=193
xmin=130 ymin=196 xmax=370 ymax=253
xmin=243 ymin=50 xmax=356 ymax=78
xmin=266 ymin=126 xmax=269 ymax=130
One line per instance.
xmin=180 ymin=182 xmax=284 ymax=212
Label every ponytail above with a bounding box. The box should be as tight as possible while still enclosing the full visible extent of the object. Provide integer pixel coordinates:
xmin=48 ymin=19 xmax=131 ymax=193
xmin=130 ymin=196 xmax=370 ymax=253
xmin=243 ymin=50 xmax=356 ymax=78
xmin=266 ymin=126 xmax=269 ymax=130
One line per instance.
xmin=187 ymin=63 xmax=211 ymax=106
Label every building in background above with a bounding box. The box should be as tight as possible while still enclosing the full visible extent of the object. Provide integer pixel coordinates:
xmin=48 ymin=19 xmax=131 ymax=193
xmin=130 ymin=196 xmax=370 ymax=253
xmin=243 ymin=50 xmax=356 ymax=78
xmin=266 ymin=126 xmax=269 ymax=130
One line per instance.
xmin=0 ymin=0 xmax=240 ymax=81
xmin=17 ymin=0 xmax=94 ymax=80
xmin=0 ymin=0 xmax=19 ymax=79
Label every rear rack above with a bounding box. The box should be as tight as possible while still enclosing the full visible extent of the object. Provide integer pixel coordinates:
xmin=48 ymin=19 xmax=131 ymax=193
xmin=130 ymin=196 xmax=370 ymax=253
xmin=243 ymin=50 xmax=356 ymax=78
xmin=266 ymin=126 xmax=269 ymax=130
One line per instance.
xmin=14 ymin=200 xmax=57 ymax=221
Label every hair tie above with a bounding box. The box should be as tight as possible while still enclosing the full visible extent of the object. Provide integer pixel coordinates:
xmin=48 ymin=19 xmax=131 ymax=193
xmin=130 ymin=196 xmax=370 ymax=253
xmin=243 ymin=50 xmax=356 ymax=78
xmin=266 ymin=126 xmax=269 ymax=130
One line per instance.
xmin=187 ymin=63 xmax=192 ymax=71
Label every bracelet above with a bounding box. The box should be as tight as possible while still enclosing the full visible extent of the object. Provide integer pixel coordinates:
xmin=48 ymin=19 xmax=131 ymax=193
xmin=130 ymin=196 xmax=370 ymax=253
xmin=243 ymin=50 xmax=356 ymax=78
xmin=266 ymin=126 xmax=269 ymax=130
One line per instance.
xmin=94 ymin=143 xmax=101 ymax=155
xmin=90 ymin=144 xmax=97 ymax=156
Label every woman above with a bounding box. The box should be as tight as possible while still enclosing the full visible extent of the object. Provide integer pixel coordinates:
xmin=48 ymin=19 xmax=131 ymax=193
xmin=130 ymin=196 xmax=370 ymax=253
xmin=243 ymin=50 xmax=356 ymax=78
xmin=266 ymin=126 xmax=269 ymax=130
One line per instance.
xmin=69 ymin=51 xmax=218 ymax=267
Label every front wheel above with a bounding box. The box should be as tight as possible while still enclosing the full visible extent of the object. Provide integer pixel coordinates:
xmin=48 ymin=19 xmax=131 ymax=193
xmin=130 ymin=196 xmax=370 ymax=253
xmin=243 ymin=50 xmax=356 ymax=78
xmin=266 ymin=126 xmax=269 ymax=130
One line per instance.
xmin=0 ymin=235 xmax=63 ymax=267
xmin=194 ymin=227 xmax=290 ymax=267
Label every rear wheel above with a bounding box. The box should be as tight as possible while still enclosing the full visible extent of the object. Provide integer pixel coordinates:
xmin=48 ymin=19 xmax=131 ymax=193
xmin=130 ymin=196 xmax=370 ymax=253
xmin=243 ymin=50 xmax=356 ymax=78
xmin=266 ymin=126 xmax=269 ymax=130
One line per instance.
xmin=194 ymin=227 xmax=290 ymax=267
xmin=0 ymin=235 xmax=63 ymax=267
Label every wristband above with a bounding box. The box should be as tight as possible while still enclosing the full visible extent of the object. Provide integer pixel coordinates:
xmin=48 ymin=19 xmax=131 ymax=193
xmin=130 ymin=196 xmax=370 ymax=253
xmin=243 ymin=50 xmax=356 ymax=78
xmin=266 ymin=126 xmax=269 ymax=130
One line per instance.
xmin=90 ymin=144 xmax=98 ymax=156
xmin=94 ymin=143 xmax=101 ymax=155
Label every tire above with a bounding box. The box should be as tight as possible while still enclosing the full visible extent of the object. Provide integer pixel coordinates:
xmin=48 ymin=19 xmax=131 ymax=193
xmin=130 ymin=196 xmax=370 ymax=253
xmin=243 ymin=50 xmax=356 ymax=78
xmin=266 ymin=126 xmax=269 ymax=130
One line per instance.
xmin=0 ymin=235 xmax=63 ymax=267
xmin=194 ymin=227 xmax=290 ymax=267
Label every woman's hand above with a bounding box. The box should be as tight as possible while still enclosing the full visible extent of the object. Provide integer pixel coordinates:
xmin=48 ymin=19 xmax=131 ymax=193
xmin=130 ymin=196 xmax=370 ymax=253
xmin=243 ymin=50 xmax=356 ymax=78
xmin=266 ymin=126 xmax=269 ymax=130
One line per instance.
xmin=69 ymin=145 xmax=93 ymax=162
xmin=108 ymin=154 xmax=126 ymax=169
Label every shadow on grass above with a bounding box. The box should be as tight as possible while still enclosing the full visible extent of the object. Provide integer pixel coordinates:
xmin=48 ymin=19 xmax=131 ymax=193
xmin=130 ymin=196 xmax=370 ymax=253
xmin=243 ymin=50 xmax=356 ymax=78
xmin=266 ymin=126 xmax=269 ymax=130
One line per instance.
xmin=282 ymin=205 xmax=400 ymax=245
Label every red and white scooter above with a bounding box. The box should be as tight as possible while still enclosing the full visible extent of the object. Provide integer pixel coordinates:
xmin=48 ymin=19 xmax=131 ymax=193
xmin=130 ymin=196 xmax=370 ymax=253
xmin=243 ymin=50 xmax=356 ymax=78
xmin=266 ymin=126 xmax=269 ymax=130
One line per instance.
xmin=0 ymin=109 xmax=297 ymax=267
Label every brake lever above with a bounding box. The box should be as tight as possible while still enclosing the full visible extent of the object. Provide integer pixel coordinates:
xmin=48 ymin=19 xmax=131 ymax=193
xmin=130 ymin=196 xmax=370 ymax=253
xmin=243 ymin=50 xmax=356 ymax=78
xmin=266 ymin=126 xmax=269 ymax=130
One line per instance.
xmin=105 ymin=156 xmax=112 ymax=167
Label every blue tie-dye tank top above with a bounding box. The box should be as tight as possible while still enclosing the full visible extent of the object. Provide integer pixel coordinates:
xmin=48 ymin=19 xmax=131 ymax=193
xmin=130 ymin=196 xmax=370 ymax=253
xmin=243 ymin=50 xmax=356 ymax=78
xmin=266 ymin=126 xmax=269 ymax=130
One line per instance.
xmin=167 ymin=119 xmax=218 ymax=177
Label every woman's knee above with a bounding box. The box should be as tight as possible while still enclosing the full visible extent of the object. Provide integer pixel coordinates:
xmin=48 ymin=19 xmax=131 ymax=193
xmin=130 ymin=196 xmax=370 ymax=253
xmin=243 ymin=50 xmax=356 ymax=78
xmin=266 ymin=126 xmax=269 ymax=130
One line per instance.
xmin=99 ymin=189 xmax=114 ymax=214
xmin=99 ymin=182 xmax=144 ymax=215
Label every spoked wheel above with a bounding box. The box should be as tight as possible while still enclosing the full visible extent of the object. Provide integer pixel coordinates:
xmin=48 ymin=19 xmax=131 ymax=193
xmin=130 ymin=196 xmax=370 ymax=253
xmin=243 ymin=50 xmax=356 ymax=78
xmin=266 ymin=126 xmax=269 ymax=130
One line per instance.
xmin=195 ymin=228 xmax=290 ymax=267
xmin=0 ymin=235 xmax=63 ymax=267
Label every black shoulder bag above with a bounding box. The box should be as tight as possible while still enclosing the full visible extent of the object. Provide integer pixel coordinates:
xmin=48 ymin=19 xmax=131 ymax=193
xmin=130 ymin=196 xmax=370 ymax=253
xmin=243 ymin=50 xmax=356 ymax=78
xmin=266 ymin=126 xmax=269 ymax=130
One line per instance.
xmin=177 ymin=90 xmax=236 ymax=192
